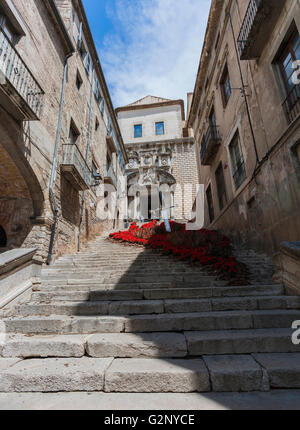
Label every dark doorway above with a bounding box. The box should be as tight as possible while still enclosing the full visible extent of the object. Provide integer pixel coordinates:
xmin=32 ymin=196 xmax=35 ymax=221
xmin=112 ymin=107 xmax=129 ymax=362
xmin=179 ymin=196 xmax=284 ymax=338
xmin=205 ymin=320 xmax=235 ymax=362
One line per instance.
xmin=0 ymin=225 xmax=7 ymax=247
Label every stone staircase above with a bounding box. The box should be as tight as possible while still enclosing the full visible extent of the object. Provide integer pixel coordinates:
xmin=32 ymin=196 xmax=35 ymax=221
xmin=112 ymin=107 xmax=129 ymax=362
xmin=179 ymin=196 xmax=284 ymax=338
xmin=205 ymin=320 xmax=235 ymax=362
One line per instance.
xmin=0 ymin=236 xmax=299 ymax=393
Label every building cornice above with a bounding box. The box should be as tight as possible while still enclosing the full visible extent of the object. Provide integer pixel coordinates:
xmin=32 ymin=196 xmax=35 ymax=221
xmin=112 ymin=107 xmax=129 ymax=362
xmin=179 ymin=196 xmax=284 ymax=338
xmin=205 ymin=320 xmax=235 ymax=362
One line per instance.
xmin=116 ymin=99 xmax=186 ymax=121
xmin=126 ymin=137 xmax=194 ymax=148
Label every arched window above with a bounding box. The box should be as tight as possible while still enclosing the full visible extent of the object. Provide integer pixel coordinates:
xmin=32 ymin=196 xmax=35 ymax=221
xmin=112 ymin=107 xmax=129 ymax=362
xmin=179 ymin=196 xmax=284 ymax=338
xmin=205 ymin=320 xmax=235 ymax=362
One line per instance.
xmin=0 ymin=226 xmax=7 ymax=247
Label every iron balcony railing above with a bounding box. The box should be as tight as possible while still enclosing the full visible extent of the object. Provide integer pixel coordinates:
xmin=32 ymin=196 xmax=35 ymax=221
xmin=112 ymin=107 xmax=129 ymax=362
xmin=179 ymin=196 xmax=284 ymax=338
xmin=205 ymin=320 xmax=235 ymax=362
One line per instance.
xmin=0 ymin=27 xmax=44 ymax=119
xmin=237 ymin=0 xmax=261 ymax=57
xmin=282 ymin=85 xmax=300 ymax=124
xmin=62 ymin=143 xmax=93 ymax=189
xmin=200 ymin=125 xmax=221 ymax=162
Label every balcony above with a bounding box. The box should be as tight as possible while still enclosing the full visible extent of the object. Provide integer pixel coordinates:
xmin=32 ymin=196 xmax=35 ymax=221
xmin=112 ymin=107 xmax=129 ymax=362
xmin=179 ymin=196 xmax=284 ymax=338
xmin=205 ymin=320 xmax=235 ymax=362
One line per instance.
xmin=282 ymin=86 xmax=300 ymax=124
xmin=61 ymin=143 xmax=92 ymax=191
xmin=200 ymin=125 xmax=221 ymax=166
xmin=104 ymin=166 xmax=117 ymax=189
xmin=238 ymin=0 xmax=286 ymax=60
xmin=0 ymin=28 xmax=44 ymax=120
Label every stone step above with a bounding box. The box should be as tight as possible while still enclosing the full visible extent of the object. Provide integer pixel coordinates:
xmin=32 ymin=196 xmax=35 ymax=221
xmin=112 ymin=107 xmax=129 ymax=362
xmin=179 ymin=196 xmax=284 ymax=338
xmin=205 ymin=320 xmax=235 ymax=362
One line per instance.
xmin=103 ymin=354 xmax=300 ymax=393
xmin=104 ymin=358 xmax=211 ymax=393
xmin=253 ymin=353 xmax=300 ymax=389
xmin=0 ymin=358 xmax=113 ymax=392
xmin=86 ymin=333 xmax=188 ymax=359
xmin=11 ymin=300 xmax=164 ymax=317
xmin=10 ymin=296 xmax=300 ymax=318
xmin=124 ymin=310 xmax=300 ymax=333
xmin=4 ymin=310 xmax=300 ymax=335
xmin=186 ymin=329 xmax=299 ymax=355
xmin=42 ymin=274 xmax=220 ymax=284
xmin=1 ymin=353 xmax=297 ymax=393
xmin=1 ymin=329 xmax=299 ymax=359
xmin=0 ymin=335 xmax=86 ymax=358
xmin=40 ymin=280 xmax=227 ymax=290
xmin=32 ymin=285 xmax=285 ymax=302
xmin=3 ymin=316 xmax=126 ymax=335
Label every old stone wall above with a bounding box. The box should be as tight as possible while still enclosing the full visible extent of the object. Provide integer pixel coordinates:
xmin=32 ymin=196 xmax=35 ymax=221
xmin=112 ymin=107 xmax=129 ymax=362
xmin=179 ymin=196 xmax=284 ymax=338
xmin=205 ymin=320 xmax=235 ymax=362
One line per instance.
xmin=0 ymin=0 xmax=127 ymax=263
xmin=190 ymin=0 xmax=300 ymax=255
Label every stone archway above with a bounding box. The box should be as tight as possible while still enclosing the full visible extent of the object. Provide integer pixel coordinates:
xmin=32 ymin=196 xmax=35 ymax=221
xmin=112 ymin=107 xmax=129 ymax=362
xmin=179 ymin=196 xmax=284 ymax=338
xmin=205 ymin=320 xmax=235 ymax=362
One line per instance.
xmin=0 ymin=108 xmax=45 ymax=250
xmin=0 ymin=109 xmax=44 ymax=218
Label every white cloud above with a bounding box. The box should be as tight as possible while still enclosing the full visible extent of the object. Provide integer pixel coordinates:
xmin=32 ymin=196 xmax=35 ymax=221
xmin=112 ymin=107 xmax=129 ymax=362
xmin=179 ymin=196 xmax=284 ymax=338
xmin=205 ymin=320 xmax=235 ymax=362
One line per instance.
xmin=98 ymin=0 xmax=211 ymax=110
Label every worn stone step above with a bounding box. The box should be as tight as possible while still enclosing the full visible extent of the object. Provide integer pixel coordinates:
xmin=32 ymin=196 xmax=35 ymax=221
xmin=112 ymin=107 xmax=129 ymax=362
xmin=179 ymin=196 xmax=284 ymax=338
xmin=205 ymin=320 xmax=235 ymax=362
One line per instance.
xmin=3 ymin=316 xmax=125 ymax=335
xmin=202 ymin=355 xmax=269 ymax=392
xmin=11 ymin=300 xmax=165 ymax=317
xmin=253 ymin=353 xmax=300 ymax=389
xmin=0 ymin=358 xmax=113 ymax=392
xmin=185 ymin=329 xmax=299 ymax=355
xmin=4 ymin=310 xmax=300 ymax=335
xmin=40 ymin=280 xmax=227 ymax=290
xmin=32 ymin=287 xmax=283 ymax=303
xmin=86 ymin=333 xmax=187 ymax=358
xmin=143 ymin=285 xmax=284 ymax=300
xmin=124 ymin=310 xmax=300 ymax=333
xmin=42 ymin=274 xmax=220 ymax=284
xmin=104 ymin=358 xmax=210 ymax=393
xmin=33 ymin=285 xmax=284 ymax=302
xmin=1 ymin=335 xmax=86 ymax=358
xmin=14 ymin=296 xmax=300 ymax=318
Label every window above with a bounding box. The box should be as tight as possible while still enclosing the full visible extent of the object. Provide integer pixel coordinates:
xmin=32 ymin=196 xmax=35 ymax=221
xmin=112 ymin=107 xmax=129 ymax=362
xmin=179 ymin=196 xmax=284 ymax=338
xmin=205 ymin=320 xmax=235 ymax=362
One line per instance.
xmin=229 ymin=132 xmax=246 ymax=189
xmin=76 ymin=71 xmax=83 ymax=91
xmin=107 ymin=116 xmax=112 ymax=136
xmin=100 ymin=98 xmax=104 ymax=115
xmin=95 ymin=117 xmax=99 ymax=131
xmin=206 ymin=185 xmax=215 ymax=223
xmin=215 ymin=32 xmax=220 ymax=51
xmin=69 ymin=121 xmax=80 ymax=145
xmin=134 ymin=124 xmax=142 ymax=138
xmin=155 ymin=122 xmax=165 ymax=136
xmin=220 ymin=64 xmax=232 ymax=107
xmin=94 ymin=77 xmax=101 ymax=103
xmin=0 ymin=15 xmax=17 ymax=43
xmin=278 ymin=26 xmax=300 ymax=122
xmin=215 ymin=162 xmax=227 ymax=211
xmin=209 ymin=107 xmax=217 ymax=129
xmin=106 ymin=154 xmax=112 ymax=174
xmin=85 ymin=53 xmax=91 ymax=74
xmin=0 ymin=225 xmax=7 ymax=247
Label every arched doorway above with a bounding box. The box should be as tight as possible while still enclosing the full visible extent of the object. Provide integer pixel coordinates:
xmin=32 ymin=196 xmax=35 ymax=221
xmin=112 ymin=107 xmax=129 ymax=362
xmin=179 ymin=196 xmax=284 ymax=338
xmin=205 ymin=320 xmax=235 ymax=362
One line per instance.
xmin=126 ymin=168 xmax=176 ymax=221
xmin=0 ymin=225 xmax=7 ymax=247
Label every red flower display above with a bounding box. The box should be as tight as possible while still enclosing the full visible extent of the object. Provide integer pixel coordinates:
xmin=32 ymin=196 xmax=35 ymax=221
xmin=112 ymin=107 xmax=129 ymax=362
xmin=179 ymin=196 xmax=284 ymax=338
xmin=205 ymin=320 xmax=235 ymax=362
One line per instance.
xmin=109 ymin=221 xmax=238 ymax=274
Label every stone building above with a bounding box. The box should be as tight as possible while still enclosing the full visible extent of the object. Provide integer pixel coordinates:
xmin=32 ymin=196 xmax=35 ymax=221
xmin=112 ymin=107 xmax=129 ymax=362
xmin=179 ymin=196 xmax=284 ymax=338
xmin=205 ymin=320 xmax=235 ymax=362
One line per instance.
xmin=188 ymin=0 xmax=300 ymax=254
xmin=116 ymin=96 xmax=198 ymax=222
xmin=0 ymin=0 xmax=127 ymax=262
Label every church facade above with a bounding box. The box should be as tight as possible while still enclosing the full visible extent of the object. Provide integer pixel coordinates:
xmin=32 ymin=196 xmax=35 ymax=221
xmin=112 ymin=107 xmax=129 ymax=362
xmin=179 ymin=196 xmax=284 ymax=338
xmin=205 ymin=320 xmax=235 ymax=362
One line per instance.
xmin=116 ymin=96 xmax=198 ymax=222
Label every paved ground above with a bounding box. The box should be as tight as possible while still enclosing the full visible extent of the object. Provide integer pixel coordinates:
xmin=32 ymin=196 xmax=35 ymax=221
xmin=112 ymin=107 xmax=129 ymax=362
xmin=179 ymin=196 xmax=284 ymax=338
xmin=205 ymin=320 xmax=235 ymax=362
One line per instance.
xmin=0 ymin=390 xmax=299 ymax=410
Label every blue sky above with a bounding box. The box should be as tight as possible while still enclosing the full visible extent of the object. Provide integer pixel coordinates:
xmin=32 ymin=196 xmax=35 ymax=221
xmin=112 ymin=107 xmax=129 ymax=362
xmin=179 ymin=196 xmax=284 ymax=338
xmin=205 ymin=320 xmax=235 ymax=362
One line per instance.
xmin=82 ymin=0 xmax=211 ymax=109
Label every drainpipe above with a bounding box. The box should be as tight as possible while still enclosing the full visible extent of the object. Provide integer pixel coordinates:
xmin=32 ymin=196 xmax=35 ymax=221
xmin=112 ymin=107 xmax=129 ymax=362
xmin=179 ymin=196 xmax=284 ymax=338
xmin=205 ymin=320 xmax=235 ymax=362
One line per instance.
xmin=227 ymin=12 xmax=260 ymax=167
xmin=47 ymin=53 xmax=73 ymax=265
xmin=78 ymin=61 xmax=98 ymax=252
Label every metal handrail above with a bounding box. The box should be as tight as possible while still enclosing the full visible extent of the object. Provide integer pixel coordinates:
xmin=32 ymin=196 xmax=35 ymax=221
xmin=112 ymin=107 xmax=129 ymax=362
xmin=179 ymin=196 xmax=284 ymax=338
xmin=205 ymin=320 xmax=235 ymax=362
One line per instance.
xmin=237 ymin=0 xmax=261 ymax=56
xmin=0 ymin=27 xmax=44 ymax=117
xmin=200 ymin=125 xmax=220 ymax=161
